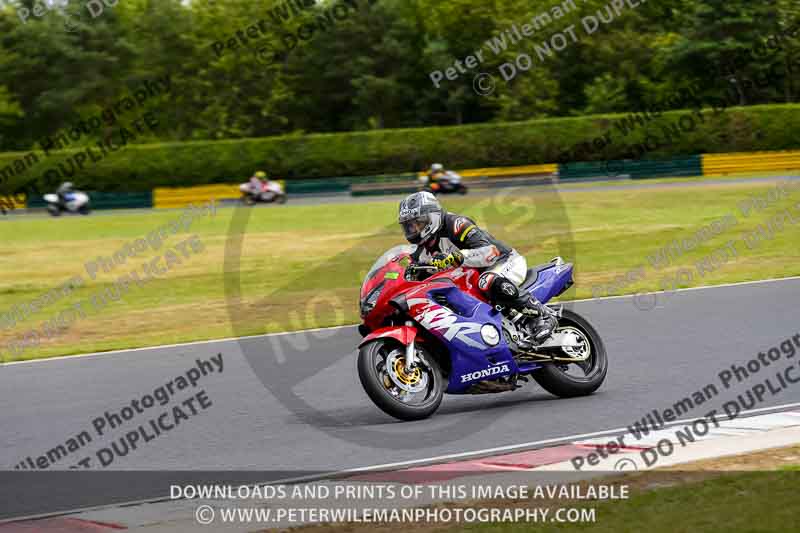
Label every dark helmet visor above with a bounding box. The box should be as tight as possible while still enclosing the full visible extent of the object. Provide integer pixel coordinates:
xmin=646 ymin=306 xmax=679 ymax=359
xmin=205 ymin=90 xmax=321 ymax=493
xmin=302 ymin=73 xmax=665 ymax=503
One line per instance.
xmin=401 ymin=215 xmax=429 ymax=244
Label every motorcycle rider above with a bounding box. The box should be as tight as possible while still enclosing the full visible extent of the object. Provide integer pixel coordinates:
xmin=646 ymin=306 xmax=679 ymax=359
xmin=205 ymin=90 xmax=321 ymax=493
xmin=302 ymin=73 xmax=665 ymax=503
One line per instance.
xmin=56 ymin=182 xmax=75 ymax=204
xmin=427 ymin=163 xmax=445 ymax=180
xmin=398 ymin=191 xmax=557 ymax=342
xmin=249 ymin=171 xmax=268 ymax=199
xmin=425 ymin=163 xmax=446 ymax=190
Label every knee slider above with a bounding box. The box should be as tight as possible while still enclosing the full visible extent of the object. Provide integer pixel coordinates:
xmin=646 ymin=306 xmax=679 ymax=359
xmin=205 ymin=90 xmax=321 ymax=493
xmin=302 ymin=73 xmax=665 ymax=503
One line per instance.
xmin=479 ymin=272 xmax=519 ymax=304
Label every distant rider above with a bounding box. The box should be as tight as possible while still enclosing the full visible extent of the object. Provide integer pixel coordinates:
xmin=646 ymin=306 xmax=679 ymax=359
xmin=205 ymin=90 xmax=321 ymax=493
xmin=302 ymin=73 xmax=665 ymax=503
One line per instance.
xmin=249 ymin=171 xmax=268 ymax=199
xmin=426 ymin=163 xmax=446 ymax=189
xmin=398 ymin=191 xmax=557 ymax=342
xmin=56 ymin=182 xmax=75 ymax=204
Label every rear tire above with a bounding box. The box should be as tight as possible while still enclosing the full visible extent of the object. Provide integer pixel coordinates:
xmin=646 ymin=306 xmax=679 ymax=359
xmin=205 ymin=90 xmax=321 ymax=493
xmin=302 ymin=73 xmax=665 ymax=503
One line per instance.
xmin=532 ymin=309 xmax=607 ymax=397
xmin=357 ymin=339 xmax=445 ymax=421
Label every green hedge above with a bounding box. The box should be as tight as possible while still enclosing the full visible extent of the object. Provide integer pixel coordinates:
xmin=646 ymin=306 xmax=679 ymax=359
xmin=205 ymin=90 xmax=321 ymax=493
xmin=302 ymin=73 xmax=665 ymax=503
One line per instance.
xmin=2 ymin=104 xmax=799 ymax=194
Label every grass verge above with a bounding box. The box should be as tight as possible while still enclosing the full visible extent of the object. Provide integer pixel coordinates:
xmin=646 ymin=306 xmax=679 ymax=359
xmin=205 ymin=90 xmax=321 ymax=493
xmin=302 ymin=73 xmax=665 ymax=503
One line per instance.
xmin=1 ymin=176 xmax=799 ymax=361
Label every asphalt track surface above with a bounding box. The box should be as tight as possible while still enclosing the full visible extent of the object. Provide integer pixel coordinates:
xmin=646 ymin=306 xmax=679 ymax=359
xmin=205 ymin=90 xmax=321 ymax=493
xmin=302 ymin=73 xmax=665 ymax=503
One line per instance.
xmin=2 ymin=277 xmax=800 ymax=519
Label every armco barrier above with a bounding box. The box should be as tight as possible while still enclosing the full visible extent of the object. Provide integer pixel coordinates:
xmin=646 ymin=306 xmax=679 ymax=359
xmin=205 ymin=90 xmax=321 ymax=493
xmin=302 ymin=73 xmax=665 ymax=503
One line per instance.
xmin=153 ymin=184 xmax=242 ymax=208
xmin=416 ymin=164 xmax=557 ymax=180
xmin=285 ymin=179 xmax=350 ymax=195
xmin=0 ymin=192 xmax=26 ymax=211
xmin=559 ymin=155 xmax=702 ymax=180
xmin=457 ymin=163 xmax=558 ymax=178
xmin=27 ymin=191 xmax=152 ymax=210
xmin=702 ymin=150 xmax=800 ymax=175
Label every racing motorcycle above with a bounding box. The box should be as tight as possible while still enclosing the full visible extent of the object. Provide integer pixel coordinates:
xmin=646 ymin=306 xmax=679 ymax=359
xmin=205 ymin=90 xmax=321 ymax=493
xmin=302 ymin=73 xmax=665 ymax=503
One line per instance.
xmin=419 ymin=171 xmax=468 ymax=195
xmin=43 ymin=191 xmax=91 ymax=216
xmin=239 ymin=181 xmax=288 ymax=205
xmin=357 ymin=246 xmax=607 ymax=420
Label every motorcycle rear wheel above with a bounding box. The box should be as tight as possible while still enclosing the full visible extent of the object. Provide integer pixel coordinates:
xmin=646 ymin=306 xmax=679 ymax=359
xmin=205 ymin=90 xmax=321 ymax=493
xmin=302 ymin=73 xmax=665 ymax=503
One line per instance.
xmin=357 ymin=339 xmax=444 ymax=421
xmin=531 ymin=309 xmax=607 ymax=397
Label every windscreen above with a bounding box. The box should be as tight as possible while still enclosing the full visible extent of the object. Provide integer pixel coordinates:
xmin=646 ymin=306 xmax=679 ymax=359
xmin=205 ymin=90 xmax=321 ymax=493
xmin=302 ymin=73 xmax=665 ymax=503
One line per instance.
xmin=361 ymin=244 xmax=415 ymax=287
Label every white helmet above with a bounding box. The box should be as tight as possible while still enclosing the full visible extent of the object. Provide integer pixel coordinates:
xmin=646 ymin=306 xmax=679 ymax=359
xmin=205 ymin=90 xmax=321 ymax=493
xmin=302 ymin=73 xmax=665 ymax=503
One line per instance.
xmin=398 ymin=191 xmax=443 ymax=245
xmin=430 ymin=163 xmax=444 ymax=173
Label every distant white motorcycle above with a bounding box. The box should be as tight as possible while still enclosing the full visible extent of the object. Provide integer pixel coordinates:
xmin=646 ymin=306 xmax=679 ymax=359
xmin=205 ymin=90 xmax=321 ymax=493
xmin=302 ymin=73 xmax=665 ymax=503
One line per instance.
xmin=239 ymin=180 xmax=287 ymax=205
xmin=43 ymin=191 xmax=91 ymax=216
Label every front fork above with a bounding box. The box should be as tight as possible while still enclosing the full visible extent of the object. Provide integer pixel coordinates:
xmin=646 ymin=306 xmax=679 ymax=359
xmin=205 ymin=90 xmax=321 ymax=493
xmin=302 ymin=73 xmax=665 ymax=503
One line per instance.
xmin=404 ymin=320 xmax=416 ymax=372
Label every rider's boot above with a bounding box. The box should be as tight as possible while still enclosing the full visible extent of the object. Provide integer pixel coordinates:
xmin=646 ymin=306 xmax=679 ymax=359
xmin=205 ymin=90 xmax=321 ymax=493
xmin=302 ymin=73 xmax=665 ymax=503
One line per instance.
xmin=511 ymin=293 xmax=558 ymax=342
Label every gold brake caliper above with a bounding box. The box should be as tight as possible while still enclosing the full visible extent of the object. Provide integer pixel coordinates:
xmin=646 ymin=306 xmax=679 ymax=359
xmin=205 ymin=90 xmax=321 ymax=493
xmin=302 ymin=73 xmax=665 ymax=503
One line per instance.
xmin=393 ymin=357 xmax=421 ymax=386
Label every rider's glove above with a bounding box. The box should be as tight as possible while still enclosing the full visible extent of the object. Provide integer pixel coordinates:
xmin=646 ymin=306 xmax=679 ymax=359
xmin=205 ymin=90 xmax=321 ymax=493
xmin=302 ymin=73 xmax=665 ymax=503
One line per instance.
xmin=431 ymin=251 xmax=464 ymax=270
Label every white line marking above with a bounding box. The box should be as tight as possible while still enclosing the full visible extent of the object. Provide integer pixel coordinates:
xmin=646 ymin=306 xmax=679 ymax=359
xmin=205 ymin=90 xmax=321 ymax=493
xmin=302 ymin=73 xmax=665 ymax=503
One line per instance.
xmin=3 ymin=274 xmax=800 ymax=367
xmin=0 ymin=324 xmax=355 ymax=366
xmin=335 ymin=402 xmax=800 ymax=473
xmin=567 ymin=274 xmax=800 ymax=304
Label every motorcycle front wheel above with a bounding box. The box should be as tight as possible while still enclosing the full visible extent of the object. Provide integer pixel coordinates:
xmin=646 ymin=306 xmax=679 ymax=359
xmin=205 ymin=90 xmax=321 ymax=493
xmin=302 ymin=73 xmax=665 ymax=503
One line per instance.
xmin=357 ymin=339 xmax=445 ymax=421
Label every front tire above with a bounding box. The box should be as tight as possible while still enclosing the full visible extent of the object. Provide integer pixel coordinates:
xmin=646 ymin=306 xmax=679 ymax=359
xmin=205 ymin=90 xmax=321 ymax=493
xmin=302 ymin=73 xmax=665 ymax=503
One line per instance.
xmin=47 ymin=204 xmax=61 ymax=217
xmin=357 ymin=339 xmax=445 ymax=421
xmin=532 ymin=309 xmax=607 ymax=397
xmin=276 ymin=194 xmax=288 ymax=204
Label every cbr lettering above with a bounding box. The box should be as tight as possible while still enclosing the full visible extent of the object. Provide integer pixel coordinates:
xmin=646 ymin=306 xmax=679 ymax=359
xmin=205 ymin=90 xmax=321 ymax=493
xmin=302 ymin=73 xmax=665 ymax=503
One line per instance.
xmin=408 ymin=298 xmax=486 ymax=349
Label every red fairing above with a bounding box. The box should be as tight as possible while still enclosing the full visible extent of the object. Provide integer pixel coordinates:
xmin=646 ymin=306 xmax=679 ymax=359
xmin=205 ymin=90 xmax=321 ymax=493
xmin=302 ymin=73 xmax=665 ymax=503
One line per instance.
xmin=358 ymin=326 xmax=418 ymax=348
xmin=359 ymin=248 xmax=491 ymax=332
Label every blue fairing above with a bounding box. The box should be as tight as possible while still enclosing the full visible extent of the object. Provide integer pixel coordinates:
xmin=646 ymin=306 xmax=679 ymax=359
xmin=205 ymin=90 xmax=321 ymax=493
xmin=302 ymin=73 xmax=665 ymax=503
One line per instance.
xmin=416 ymin=263 xmax=572 ymax=394
xmin=420 ymin=286 xmax=519 ymax=394
xmin=528 ymin=263 xmax=574 ymax=303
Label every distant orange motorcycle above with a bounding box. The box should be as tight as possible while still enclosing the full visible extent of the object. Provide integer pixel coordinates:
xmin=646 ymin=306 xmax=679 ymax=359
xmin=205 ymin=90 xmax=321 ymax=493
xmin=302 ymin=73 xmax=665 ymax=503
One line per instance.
xmin=419 ymin=170 xmax=468 ymax=195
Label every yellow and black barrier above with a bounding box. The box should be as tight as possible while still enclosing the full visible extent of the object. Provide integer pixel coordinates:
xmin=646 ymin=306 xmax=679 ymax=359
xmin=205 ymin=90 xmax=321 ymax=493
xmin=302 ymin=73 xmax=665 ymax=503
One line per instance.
xmin=702 ymin=150 xmax=800 ymax=176
xmin=153 ymin=182 xmax=285 ymax=209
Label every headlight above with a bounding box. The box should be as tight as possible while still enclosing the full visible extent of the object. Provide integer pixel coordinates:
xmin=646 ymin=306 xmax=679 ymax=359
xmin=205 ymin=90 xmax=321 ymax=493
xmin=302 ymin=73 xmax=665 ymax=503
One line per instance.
xmin=480 ymin=324 xmax=500 ymax=346
xmin=360 ymin=283 xmax=384 ymax=317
